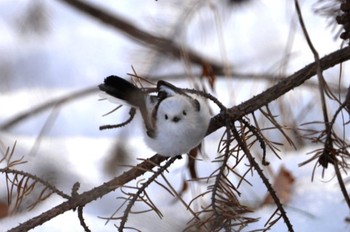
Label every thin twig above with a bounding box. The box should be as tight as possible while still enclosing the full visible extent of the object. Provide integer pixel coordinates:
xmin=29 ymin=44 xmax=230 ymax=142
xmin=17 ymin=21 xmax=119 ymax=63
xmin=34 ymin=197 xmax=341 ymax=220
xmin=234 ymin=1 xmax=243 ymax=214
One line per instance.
xmin=294 ymin=0 xmax=332 ymax=132
xmin=0 ymin=87 xmax=97 ymax=130
xmin=211 ymin=120 xmax=232 ymax=215
xmin=118 ymin=156 xmax=178 ymax=231
xmin=323 ymin=102 xmax=350 ymax=208
xmin=231 ymin=126 xmax=294 ymax=232
xmin=99 ymin=108 xmax=137 ymax=130
xmin=78 ymin=206 xmax=91 ymax=232
xmin=0 ymin=168 xmax=71 ymax=200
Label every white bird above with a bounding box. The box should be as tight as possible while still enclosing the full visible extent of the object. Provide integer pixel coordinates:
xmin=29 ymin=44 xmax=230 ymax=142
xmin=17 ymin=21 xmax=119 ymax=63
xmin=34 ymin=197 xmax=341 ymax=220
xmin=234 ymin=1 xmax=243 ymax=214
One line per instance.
xmin=99 ymin=75 xmax=211 ymax=157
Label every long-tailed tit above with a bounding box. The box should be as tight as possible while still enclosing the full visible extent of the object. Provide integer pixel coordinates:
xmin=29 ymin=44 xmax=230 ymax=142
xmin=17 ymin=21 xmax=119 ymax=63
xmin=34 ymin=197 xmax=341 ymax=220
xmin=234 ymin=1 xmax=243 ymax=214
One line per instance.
xmin=99 ymin=75 xmax=211 ymax=157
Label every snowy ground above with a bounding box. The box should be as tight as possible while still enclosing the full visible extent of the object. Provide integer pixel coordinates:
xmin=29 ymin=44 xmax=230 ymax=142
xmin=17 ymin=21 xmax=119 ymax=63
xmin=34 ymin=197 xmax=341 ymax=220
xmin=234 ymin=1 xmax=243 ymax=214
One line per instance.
xmin=1 ymin=0 xmax=350 ymax=231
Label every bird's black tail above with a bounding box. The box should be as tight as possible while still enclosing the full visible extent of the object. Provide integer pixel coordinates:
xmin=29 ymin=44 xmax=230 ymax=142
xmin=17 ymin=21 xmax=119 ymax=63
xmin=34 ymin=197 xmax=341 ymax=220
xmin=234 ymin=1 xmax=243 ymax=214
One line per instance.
xmin=99 ymin=75 xmax=144 ymax=107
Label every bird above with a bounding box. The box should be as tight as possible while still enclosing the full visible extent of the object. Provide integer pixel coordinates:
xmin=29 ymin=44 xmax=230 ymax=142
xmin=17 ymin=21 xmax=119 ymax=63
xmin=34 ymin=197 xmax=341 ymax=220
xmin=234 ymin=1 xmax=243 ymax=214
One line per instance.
xmin=98 ymin=75 xmax=211 ymax=157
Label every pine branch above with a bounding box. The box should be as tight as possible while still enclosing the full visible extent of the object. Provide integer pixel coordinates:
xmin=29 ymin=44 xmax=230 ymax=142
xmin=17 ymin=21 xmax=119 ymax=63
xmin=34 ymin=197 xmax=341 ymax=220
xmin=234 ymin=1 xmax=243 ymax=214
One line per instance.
xmin=7 ymin=45 xmax=350 ymax=232
xmin=207 ymin=46 xmax=350 ymax=134
xmin=231 ymin=126 xmax=293 ymax=231
xmin=6 ymin=43 xmax=350 ymax=231
xmin=0 ymin=168 xmax=71 ymax=200
xmin=7 ymin=155 xmax=168 ymax=232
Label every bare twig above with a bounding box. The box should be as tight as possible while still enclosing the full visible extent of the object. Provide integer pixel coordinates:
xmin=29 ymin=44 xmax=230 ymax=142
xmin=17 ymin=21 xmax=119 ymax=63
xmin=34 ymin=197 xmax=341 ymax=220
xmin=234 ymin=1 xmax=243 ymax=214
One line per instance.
xmin=231 ymin=125 xmax=294 ymax=232
xmin=78 ymin=206 xmax=91 ymax=232
xmin=0 ymin=87 xmax=97 ymax=130
xmin=294 ymin=0 xmax=332 ymax=129
xmin=99 ymin=108 xmax=137 ymax=130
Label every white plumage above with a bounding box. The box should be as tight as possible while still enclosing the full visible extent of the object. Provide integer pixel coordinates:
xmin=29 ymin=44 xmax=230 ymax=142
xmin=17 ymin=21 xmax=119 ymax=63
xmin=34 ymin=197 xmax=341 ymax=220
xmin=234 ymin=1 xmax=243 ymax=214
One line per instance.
xmin=99 ymin=76 xmax=211 ymax=157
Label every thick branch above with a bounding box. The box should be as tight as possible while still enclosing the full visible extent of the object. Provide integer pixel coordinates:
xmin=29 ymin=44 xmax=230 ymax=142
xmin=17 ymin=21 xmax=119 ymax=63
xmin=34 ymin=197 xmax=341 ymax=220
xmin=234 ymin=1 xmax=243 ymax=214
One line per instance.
xmin=207 ymin=46 xmax=350 ymax=134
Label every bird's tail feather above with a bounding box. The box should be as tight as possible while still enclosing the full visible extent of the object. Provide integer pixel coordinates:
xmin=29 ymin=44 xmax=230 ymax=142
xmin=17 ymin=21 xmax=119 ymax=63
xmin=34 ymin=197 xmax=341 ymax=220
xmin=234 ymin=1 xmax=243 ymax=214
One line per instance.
xmin=99 ymin=75 xmax=144 ymax=107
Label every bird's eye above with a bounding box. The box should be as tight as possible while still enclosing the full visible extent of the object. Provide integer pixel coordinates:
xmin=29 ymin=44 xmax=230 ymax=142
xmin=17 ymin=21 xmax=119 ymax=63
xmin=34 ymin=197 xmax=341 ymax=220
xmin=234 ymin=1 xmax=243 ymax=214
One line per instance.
xmin=164 ymin=114 xmax=168 ymax=120
xmin=182 ymin=110 xmax=187 ymax=116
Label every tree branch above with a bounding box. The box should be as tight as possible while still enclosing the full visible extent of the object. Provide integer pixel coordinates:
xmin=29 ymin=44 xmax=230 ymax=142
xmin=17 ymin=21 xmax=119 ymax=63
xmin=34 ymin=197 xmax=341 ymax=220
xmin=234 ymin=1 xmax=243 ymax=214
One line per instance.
xmin=7 ymin=45 xmax=350 ymax=232
xmin=0 ymin=87 xmax=97 ymax=130
xmin=207 ymin=46 xmax=350 ymax=134
xmin=56 ymin=0 xmax=226 ymax=73
xmin=7 ymin=155 xmax=168 ymax=232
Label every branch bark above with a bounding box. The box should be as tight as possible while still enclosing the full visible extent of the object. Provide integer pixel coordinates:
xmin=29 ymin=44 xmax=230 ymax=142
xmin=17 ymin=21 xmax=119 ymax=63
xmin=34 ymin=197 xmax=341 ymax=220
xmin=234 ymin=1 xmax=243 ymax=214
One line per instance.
xmin=207 ymin=46 xmax=350 ymax=134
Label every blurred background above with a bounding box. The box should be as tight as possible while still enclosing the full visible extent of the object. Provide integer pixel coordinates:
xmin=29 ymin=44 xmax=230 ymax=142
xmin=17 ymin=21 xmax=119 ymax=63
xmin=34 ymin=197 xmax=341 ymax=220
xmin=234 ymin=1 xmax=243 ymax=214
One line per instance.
xmin=0 ymin=0 xmax=349 ymax=231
